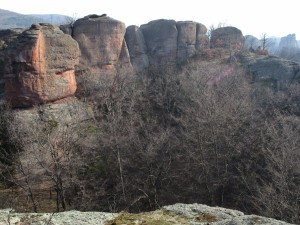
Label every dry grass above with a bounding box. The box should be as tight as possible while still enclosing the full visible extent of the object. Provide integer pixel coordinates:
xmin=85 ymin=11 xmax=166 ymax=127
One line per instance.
xmin=105 ymin=210 xmax=191 ymax=225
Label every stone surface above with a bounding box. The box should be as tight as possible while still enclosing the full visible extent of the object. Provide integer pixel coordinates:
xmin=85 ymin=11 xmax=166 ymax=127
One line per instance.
xmin=72 ymin=14 xmax=132 ymax=77
xmin=0 ymin=204 xmax=294 ymax=225
xmin=279 ymin=34 xmax=298 ymax=50
xmin=176 ymin=21 xmax=197 ymax=63
xmin=244 ymin=35 xmax=260 ymax=51
xmin=117 ymin=39 xmax=134 ymax=75
xmin=138 ymin=19 xmax=209 ymax=65
xmin=163 ymin=204 xmax=294 ymax=225
xmin=140 ymin=19 xmax=178 ymax=65
xmin=211 ymin=26 xmax=244 ymax=50
xmin=0 ymin=28 xmax=23 ymax=101
xmin=196 ymin=23 xmax=209 ymax=50
xmin=278 ymin=34 xmax=298 ymax=59
xmin=59 ymin=24 xmax=73 ymax=36
xmin=4 ymin=23 xmax=80 ymax=108
xmin=0 ymin=209 xmax=117 ymax=225
xmin=241 ymin=54 xmax=300 ymax=89
xmin=125 ymin=25 xmax=149 ymax=72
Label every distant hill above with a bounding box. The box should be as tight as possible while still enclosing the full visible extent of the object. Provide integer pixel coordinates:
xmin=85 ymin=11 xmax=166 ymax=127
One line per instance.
xmin=0 ymin=8 xmax=70 ymax=29
xmin=30 ymin=14 xmax=70 ymax=25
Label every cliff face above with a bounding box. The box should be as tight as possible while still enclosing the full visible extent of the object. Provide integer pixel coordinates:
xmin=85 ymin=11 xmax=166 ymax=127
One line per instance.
xmin=136 ymin=19 xmax=209 ymax=66
xmin=125 ymin=25 xmax=149 ymax=71
xmin=278 ymin=34 xmax=299 ymax=60
xmin=241 ymin=54 xmax=300 ymax=89
xmin=211 ymin=26 xmax=244 ymax=50
xmin=3 ymin=23 xmax=80 ymax=108
xmin=72 ymin=14 xmax=132 ymax=78
xmin=0 ymin=28 xmax=23 ymax=100
xmin=244 ymin=35 xmax=260 ymax=51
xmin=1 ymin=18 xmax=251 ymax=105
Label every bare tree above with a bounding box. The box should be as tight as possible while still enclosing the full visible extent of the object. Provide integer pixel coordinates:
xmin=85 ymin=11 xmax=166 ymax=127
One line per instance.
xmin=0 ymin=103 xmax=38 ymax=212
xmin=259 ymin=33 xmax=275 ymax=53
xmin=63 ymin=13 xmax=79 ymax=26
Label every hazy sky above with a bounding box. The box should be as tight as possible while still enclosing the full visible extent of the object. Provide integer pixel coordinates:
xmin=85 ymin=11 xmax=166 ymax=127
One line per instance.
xmin=1 ymin=0 xmax=299 ymax=39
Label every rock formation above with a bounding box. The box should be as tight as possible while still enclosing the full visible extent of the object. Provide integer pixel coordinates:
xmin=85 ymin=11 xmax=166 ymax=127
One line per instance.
xmin=278 ymin=34 xmax=299 ymax=60
xmin=211 ymin=26 xmax=244 ymax=49
xmin=196 ymin=22 xmax=209 ymax=50
xmin=0 ymin=203 xmax=295 ymax=225
xmin=244 ymin=35 xmax=260 ymax=51
xmin=61 ymin=17 xmax=211 ymax=73
xmin=176 ymin=21 xmax=209 ymax=63
xmin=0 ymin=28 xmax=23 ymax=101
xmin=139 ymin=19 xmax=209 ymax=66
xmin=125 ymin=25 xmax=149 ymax=72
xmin=242 ymin=55 xmax=300 ymax=89
xmin=279 ymin=34 xmax=298 ymax=50
xmin=59 ymin=24 xmax=72 ymax=36
xmin=4 ymin=23 xmax=80 ymax=108
xmin=140 ymin=19 xmax=178 ymax=65
xmin=72 ymin=14 xmax=132 ymax=77
xmin=176 ymin=21 xmax=197 ymax=63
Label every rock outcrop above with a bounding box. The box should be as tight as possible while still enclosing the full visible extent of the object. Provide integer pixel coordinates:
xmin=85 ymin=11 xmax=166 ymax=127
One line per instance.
xmin=0 ymin=28 xmax=23 ymax=101
xmin=140 ymin=19 xmax=178 ymax=65
xmin=196 ymin=23 xmax=209 ymax=50
xmin=139 ymin=19 xmax=209 ymax=66
xmin=72 ymin=14 xmax=132 ymax=77
xmin=0 ymin=28 xmax=23 ymax=47
xmin=242 ymin=54 xmax=300 ymax=89
xmin=0 ymin=203 xmax=295 ymax=225
xmin=176 ymin=21 xmax=197 ymax=63
xmin=278 ymin=34 xmax=299 ymax=60
xmin=244 ymin=35 xmax=260 ymax=51
xmin=211 ymin=26 xmax=244 ymax=49
xmin=4 ymin=23 xmax=80 ymax=108
xmin=279 ymin=34 xmax=298 ymax=50
xmin=176 ymin=21 xmax=209 ymax=63
xmin=59 ymin=24 xmax=72 ymax=36
xmin=125 ymin=25 xmax=149 ymax=72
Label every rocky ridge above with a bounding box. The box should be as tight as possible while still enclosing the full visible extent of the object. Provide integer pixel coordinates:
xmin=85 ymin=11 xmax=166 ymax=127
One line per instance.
xmin=0 ymin=204 xmax=295 ymax=225
xmin=0 ymin=15 xmax=248 ymax=106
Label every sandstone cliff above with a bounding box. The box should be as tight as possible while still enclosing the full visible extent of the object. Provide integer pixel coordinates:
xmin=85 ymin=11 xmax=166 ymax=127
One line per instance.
xmin=138 ymin=19 xmax=209 ymax=67
xmin=72 ymin=14 xmax=132 ymax=77
xmin=125 ymin=25 xmax=149 ymax=72
xmin=3 ymin=23 xmax=80 ymax=108
xmin=211 ymin=26 xmax=244 ymax=50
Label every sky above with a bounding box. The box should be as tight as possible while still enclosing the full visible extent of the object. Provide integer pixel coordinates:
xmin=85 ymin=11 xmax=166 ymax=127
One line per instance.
xmin=1 ymin=0 xmax=300 ymax=39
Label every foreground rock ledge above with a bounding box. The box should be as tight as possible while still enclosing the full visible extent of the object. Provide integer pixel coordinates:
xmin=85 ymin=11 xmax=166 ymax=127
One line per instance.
xmin=0 ymin=203 xmax=294 ymax=225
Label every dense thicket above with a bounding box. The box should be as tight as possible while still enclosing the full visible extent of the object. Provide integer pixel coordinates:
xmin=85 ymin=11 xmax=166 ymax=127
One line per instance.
xmin=1 ymin=59 xmax=300 ymax=223
xmin=73 ymin=60 xmax=300 ymax=223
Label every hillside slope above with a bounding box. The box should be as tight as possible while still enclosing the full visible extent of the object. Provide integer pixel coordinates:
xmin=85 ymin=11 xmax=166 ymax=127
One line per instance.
xmin=0 ymin=8 xmax=69 ymax=29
